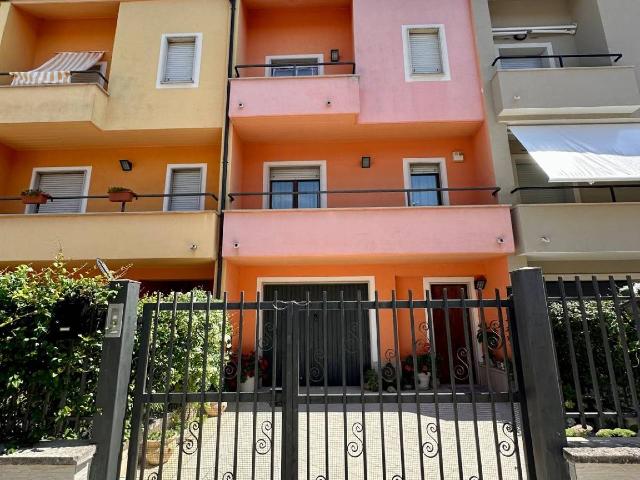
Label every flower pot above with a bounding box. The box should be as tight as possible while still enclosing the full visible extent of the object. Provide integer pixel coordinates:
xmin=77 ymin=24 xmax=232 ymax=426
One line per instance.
xmin=204 ymin=401 xmax=227 ymax=417
xmin=145 ymin=435 xmax=177 ymax=466
xmin=108 ymin=191 xmax=135 ymax=203
xmin=21 ymin=193 xmax=50 ymax=205
xmin=417 ymin=372 xmax=431 ymax=390
xmin=240 ymin=376 xmax=256 ymax=392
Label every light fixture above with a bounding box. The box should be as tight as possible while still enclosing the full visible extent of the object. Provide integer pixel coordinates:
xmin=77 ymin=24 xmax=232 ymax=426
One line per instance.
xmin=474 ymin=275 xmax=487 ymax=291
xmin=119 ymin=159 xmax=133 ymax=172
xmin=361 ymin=156 xmax=371 ymax=168
xmin=513 ymin=33 xmax=528 ymax=41
xmin=331 ymin=49 xmax=340 ymax=62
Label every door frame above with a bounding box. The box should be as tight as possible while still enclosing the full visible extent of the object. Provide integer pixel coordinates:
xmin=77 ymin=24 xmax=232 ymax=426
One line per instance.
xmin=422 ymin=276 xmax=482 ymax=382
xmin=257 ymin=276 xmax=378 ymax=365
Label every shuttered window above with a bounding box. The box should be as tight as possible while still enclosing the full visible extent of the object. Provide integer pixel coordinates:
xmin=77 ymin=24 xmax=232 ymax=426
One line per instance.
xmin=167 ymin=167 xmax=204 ymax=211
xmin=500 ymin=56 xmax=544 ymax=69
xmin=408 ymin=29 xmax=443 ymax=74
xmin=32 ymin=171 xmax=87 ymax=214
xmin=516 ymin=162 xmax=575 ymax=204
xmin=269 ymin=166 xmax=321 ymax=209
xmin=409 ymin=163 xmax=441 ymax=206
xmin=498 ymin=47 xmax=551 ymax=70
xmin=162 ymin=37 xmax=197 ymax=83
xmin=269 ymin=167 xmax=321 ymax=181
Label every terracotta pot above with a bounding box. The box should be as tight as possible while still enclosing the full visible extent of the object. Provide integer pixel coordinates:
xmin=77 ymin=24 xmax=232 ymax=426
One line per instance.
xmin=108 ymin=190 xmax=135 ymax=203
xmin=145 ymin=435 xmax=177 ymax=466
xmin=204 ymin=401 xmax=227 ymax=417
xmin=21 ymin=193 xmax=50 ymax=205
xmin=417 ymin=372 xmax=431 ymax=390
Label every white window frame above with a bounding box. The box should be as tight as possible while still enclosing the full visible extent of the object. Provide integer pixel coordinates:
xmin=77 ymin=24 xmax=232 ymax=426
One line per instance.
xmin=156 ymin=33 xmax=203 ymax=89
xmin=403 ymin=158 xmax=449 ymax=206
xmin=494 ymin=42 xmax=556 ymax=69
xmin=265 ymin=54 xmax=324 ymax=77
xmin=257 ymin=276 xmax=378 ymax=365
xmin=402 ymin=24 xmax=451 ymax=82
xmin=163 ymin=163 xmax=208 ymax=212
xmin=262 ymin=160 xmax=327 ymax=209
xmin=27 ymin=166 xmax=92 ymax=214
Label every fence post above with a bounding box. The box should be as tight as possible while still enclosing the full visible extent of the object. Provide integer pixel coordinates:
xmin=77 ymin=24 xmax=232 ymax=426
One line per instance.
xmin=510 ymin=267 xmax=568 ymax=479
xmin=90 ymin=280 xmax=140 ymax=480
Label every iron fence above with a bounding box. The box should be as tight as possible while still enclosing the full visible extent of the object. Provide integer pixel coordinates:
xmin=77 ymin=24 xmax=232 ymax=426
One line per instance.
xmin=491 ymin=53 xmax=622 ymax=68
xmin=546 ymin=277 xmax=640 ymax=432
xmin=234 ymin=62 xmax=356 ymax=78
xmin=122 ymin=289 xmax=529 ymax=480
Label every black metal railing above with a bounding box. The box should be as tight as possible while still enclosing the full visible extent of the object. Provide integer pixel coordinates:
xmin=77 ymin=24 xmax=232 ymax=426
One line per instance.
xmin=234 ymin=61 xmax=356 ymax=78
xmin=492 ymin=53 xmax=623 ymax=68
xmin=0 ymin=70 xmax=109 ymax=87
xmin=228 ymin=186 xmax=501 ymax=207
xmin=123 ymin=289 xmax=528 ymax=480
xmin=511 ymin=184 xmax=640 ymax=203
xmin=546 ymin=277 xmax=640 ymax=433
xmin=0 ymin=192 xmax=218 ymax=213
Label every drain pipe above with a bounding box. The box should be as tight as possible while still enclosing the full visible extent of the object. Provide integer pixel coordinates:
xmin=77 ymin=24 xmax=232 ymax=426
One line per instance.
xmin=214 ymin=0 xmax=237 ymax=298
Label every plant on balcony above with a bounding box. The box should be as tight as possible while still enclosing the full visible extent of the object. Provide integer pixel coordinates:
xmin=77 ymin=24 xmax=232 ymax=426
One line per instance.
xmin=107 ymin=186 xmax=136 ymax=203
xmin=20 ymin=188 xmax=51 ymax=205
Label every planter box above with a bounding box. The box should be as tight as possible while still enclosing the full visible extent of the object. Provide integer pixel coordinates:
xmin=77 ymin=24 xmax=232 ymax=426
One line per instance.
xmin=108 ymin=191 xmax=136 ymax=203
xmin=21 ymin=193 xmax=50 ymax=205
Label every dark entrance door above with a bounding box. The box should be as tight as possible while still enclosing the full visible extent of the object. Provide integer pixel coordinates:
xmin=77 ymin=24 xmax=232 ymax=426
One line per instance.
xmin=430 ymin=284 xmax=474 ymax=385
xmin=262 ymin=283 xmax=371 ymax=387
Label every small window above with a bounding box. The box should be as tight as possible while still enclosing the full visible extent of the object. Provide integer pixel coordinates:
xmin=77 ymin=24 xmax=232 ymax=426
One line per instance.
xmin=403 ymin=25 xmax=450 ymax=81
xmin=157 ymin=34 xmax=202 ymax=88
xmin=166 ymin=166 xmax=205 ymax=211
xmin=266 ymin=55 xmax=323 ymax=77
xmin=30 ymin=170 xmax=88 ymax=214
xmin=269 ymin=166 xmax=321 ymax=209
xmin=497 ymin=45 xmax=554 ymax=70
xmin=409 ymin=164 xmax=442 ymax=206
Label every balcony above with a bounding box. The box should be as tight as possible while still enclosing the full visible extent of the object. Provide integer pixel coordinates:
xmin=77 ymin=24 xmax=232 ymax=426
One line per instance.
xmin=222 ymin=187 xmax=514 ymax=263
xmin=0 ymin=193 xmax=218 ymax=265
xmin=490 ymin=55 xmax=640 ymax=121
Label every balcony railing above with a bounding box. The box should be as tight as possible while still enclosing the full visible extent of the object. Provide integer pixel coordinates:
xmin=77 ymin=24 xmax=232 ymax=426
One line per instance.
xmin=0 ymin=70 xmax=109 ymax=88
xmin=228 ymin=186 xmax=500 ymax=208
xmin=234 ymin=62 xmax=356 ymax=78
xmin=0 ymin=192 xmax=218 ymax=214
xmin=511 ymin=184 xmax=640 ymax=203
xmin=492 ymin=53 xmax=622 ymax=68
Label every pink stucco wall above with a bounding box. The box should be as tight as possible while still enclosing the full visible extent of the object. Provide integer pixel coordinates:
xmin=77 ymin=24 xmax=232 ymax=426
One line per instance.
xmin=223 ymin=205 xmax=514 ymax=261
xmin=353 ymin=0 xmax=483 ymax=124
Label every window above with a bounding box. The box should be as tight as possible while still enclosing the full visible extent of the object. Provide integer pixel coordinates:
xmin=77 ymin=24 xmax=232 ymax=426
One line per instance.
xmin=515 ymin=160 xmax=575 ymax=204
xmin=403 ymin=25 xmax=450 ymax=81
xmin=164 ymin=165 xmax=206 ymax=211
xmin=496 ymin=44 xmax=555 ymax=70
xmin=266 ymin=55 xmax=324 ymax=77
xmin=269 ymin=166 xmax=321 ymax=209
xmin=403 ymin=159 xmax=448 ymax=206
xmin=157 ymin=33 xmax=202 ymax=88
xmin=28 ymin=168 xmax=90 ymax=214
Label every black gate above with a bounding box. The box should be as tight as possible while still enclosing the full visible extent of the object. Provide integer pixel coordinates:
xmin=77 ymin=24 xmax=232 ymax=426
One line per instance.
xmin=122 ymin=289 xmax=532 ymax=480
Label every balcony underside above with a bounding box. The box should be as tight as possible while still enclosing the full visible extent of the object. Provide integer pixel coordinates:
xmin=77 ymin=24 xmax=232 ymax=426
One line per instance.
xmin=0 ymin=211 xmax=218 ymax=265
xmin=223 ymin=206 xmax=514 ymax=265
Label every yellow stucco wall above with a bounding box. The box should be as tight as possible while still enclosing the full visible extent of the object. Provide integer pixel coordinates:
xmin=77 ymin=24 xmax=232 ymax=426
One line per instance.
xmin=0 ymin=2 xmax=37 ymax=84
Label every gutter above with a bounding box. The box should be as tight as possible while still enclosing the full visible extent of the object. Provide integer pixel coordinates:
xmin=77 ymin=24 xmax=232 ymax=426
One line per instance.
xmin=214 ymin=0 xmax=237 ymax=298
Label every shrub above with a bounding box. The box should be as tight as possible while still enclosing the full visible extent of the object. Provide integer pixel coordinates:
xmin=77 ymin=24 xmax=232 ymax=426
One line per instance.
xmin=595 ymin=428 xmax=636 ymax=438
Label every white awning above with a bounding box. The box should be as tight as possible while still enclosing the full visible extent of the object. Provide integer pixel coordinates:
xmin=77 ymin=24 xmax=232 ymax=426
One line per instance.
xmin=10 ymin=51 xmax=104 ymax=86
xmin=511 ymin=124 xmax=640 ymax=183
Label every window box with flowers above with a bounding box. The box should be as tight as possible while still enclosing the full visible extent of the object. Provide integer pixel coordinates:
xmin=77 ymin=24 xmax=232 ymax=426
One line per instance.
xmin=20 ymin=189 xmax=51 ymax=205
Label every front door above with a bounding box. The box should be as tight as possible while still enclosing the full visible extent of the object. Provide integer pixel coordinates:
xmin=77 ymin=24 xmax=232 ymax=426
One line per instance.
xmin=262 ymin=283 xmax=371 ymax=387
xmin=430 ymin=284 xmax=475 ymax=385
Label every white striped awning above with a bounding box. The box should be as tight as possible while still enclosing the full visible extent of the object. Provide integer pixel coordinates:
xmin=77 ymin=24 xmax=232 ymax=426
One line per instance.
xmin=10 ymin=51 xmax=104 ymax=86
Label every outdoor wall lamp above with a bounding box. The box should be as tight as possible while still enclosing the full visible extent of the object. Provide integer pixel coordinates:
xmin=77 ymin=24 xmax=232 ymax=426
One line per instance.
xmin=361 ymin=156 xmax=371 ymax=168
xmin=119 ymin=159 xmax=133 ymax=172
xmin=331 ymin=49 xmax=340 ymax=62
xmin=474 ymin=275 xmax=487 ymax=291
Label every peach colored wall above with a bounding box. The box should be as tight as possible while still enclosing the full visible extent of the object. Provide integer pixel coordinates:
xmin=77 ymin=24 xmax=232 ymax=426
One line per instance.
xmin=239 ymin=6 xmax=353 ymax=77
xmin=31 ymin=18 xmax=117 ymax=74
xmin=353 ymin=0 xmax=484 ymax=123
xmin=0 ymin=4 xmax=38 ymax=79
xmin=223 ymin=257 xmax=510 ymax=360
xmin=1 ymin=145 xmax=221 ymax=213
xmin=0 ymin=143 xmax=12 ymax=195
xmin=230 ymin=137 xmax=496 ymax=210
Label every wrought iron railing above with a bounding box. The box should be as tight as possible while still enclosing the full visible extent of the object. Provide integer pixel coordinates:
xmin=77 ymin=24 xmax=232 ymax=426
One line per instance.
xmin=511 ymin=184 xmax=640 ymax=203
xmin=0 ymin=192 xmax=218 ymax=213
xmin=492 ymin=53 xmax=623 ymax=68
xmin=234 ymin=61 xmax=356 ymax=78
xmin=0 ymin=70 xmax=109 ymax=88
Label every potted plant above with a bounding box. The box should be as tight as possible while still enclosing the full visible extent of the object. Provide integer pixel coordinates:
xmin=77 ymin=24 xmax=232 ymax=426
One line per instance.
xmin=145 ymin=427 xmax=179 ymax=466
xmin=364 ymin=369 xmax=378 ymax=391
xmin=401 ymin=354 xmax=431 ymax=390
xmin=224 ymin=351 xmax=269 ymax=393
xmin=203 ymin=401 xmax=227 ymax=417
xmin=20 ymin=188 xmax=50 ymax=205
xmin=107 ymin=186 xmax=136 ymax=203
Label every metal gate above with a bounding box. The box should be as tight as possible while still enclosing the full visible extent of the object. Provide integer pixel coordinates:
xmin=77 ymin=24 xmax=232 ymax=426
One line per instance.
xmin=122 ymin=289 xmax=532 ymax=480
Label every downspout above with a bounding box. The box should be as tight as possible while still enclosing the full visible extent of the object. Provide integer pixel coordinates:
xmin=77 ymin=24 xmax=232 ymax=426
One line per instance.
xmin=214 ymin=0 xmax=237 ymax=298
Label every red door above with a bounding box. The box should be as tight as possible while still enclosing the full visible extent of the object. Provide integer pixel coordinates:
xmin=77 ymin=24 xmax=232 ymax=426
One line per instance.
xmin=430 ymin=284 xmax=474 ymax=385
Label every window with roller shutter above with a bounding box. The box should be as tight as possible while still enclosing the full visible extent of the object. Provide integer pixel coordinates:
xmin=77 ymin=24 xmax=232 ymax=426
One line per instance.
xmin=157 ymin=33 xmax=202 ymax=88
xmin=30 ymin=170 xmax=89 ymax=214
xmin=166 ymin=166 xmax=205 ymax=211
xmin=403 ymin=25 xmax=450 ymax=81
